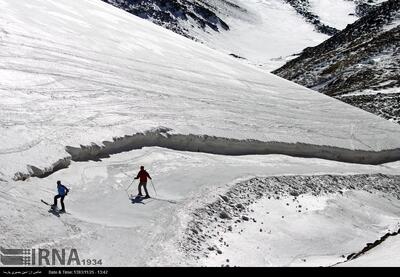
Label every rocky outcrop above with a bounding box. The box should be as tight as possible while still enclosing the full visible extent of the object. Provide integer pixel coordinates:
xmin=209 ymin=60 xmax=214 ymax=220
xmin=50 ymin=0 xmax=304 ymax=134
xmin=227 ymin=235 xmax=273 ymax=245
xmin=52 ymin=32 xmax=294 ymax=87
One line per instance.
xmin=274 ymin=0 xmax=400 ymax=123
xmin=101 ymin=0 xmax=233 ymax=39
xmin=283 ymin=0 xmax=339 ymax=35
xmin=181 ymin=174 xmax=400 ymax=260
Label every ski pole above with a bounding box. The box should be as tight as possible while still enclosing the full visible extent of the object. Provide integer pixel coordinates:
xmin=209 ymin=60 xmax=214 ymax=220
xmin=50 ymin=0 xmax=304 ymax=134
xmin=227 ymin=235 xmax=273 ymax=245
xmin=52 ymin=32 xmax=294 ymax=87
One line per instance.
xmin=150 ymin=179 xmax=157 ymax=196
xmin=125 ymin=179 xmax=135 ymax=193
xmin=120 ymin=169 xmax=134 ymax=191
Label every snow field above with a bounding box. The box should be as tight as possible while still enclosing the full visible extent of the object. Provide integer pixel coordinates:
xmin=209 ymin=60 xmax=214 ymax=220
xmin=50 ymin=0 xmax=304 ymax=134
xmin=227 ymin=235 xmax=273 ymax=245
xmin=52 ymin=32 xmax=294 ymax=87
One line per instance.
xmin=1 ymin=148 xmax=400 ymax=266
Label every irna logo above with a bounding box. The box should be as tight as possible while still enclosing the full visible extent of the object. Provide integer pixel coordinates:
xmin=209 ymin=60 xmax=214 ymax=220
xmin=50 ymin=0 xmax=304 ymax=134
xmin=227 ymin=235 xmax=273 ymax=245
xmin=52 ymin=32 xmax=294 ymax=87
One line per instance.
xmin=0 ymin=247 xmax=81 ymax=266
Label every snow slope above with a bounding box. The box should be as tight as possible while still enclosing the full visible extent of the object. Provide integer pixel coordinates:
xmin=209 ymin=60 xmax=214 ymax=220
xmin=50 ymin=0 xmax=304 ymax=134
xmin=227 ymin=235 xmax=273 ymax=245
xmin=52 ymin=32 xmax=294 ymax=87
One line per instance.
xmin=101 ymin=0 xmax=331 ymax=70
xmin=309 ymin=0 xmax=357 ymax=30
xmin=273 ymin=0 xmax=400 ymax=123
xmin=184 ymin=0 xmax=330 ymax=70
xmin=1 ymin=0 xmax=400 ymax=182
xmin=1 ymin=147 xmax=400 ymax=266
xmin=102 ymin=0 xmax=378 ymax=70
xmin=193 ymin=188 xmax=400 ymax=267
xmin=1 ymin=0 xmax=400 ymax=267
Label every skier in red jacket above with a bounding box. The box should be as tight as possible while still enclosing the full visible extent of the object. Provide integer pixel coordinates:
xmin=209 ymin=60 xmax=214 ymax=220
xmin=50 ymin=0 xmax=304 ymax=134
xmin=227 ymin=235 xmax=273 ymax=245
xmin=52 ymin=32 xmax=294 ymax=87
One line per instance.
xmin=135 ymin=166 xmax=152 ymax=198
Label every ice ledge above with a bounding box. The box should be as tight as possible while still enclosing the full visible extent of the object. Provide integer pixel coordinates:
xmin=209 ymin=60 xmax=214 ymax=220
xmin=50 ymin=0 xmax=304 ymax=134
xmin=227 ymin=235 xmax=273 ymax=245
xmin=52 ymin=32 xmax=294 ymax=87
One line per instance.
xmin=13 ymin=127 xmax=400 ymax=181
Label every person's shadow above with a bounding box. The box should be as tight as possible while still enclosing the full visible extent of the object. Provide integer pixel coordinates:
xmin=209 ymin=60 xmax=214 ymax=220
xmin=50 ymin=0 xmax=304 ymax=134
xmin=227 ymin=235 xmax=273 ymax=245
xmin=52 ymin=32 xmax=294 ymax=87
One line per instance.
xmin=130 ymin=195 xmax=154 ymax=205
xmin=130 ymin=195 xmax=145 ymax=205
xmin=48 ymin=208 xmax=61 ymax=217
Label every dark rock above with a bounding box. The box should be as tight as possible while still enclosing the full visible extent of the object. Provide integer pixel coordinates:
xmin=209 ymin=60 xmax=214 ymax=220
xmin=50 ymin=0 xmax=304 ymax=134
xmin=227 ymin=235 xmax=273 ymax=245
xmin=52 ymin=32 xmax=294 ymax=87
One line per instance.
xmin=101 ymin=0 xmax=231 ymax=40
xmin=220 ymin=211 xmax=232 ymax=220
xmin=274 ymin=0 xmax=400 ymax=125
xmin=191 ymin=228 xmax=198 ymax=234
xmin=220 ymin=195 xmax=229 ymax=202
xmin=282 ymin=0 xmax=339 ymax=35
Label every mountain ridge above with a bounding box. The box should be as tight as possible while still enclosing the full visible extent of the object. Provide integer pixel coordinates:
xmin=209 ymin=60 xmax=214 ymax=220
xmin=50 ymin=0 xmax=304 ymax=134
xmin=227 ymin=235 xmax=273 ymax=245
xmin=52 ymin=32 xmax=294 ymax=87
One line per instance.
xmin=273 ymin=0 xmax=400 ymax=123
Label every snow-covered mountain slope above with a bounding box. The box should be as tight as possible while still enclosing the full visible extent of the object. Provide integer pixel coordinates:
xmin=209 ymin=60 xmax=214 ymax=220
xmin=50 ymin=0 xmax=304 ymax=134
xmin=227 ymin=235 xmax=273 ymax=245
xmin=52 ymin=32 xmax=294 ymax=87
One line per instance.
xmin=273 ymin=0 xmax=400 ymax=123
xmin=1 ymin=147 xmax=400 ymax=266
xmin=100 ymin=0 xmax=377 ymax=70
xmin=2 ymin=0 xmax=400 ymax=182
xmin=284 ymin=0 xmax=388 ymax=32
xmin=1 ymin=0 xmax=400 ymax=268
xmin=283 ymin=0 xmax=353 ymax=35
xmin=101 ymin=0 xmax=232 ymax=39
xmin=185 ymin=174 xmax=400 ymax=267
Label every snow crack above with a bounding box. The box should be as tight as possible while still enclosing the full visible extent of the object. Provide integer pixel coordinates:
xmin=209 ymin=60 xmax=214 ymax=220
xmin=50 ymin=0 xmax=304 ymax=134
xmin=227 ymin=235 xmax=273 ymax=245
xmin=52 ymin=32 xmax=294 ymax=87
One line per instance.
xmin=13 ymin=128 xmax=400 ymax=181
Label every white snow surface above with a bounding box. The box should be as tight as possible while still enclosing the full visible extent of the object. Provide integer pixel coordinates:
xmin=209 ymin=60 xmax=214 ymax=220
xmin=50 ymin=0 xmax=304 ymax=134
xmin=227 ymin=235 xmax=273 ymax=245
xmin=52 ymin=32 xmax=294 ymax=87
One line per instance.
xmin=186 ymin=0 xmax=330 ymax=70
xmin=1 ymin=0 xmax=400 ymax=180
xmin=200 ymin=189 xmax=400 ymax=267
xmin=309 ymin=0 xmax=357 ymax=30
xmin=1 ymin=148 xmax=400 ymax=266
xmin=1 ymin=0 xmax=400 ymax=267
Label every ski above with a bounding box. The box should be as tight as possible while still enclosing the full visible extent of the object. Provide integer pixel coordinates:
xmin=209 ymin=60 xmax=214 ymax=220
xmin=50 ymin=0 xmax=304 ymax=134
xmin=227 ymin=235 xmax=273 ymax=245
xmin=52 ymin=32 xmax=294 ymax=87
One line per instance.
xmin=41 ymin=199 xmax=52 ymax=206
xmin=41 ymin=199 xmax=70 ymax=215
xmin=129 ymin=195 xmax=177 ymax=204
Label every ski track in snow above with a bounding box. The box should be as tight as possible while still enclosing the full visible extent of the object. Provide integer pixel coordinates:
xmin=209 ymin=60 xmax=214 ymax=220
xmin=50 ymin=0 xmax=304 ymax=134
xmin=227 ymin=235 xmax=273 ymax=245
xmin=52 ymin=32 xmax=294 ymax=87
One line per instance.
xmin=1 ymin=0 xmax=400 ymax=181
xmin=1 ymin=0 xmax=400 ymax=267
xmin=2 ymin=147 xmax=400 ymax=266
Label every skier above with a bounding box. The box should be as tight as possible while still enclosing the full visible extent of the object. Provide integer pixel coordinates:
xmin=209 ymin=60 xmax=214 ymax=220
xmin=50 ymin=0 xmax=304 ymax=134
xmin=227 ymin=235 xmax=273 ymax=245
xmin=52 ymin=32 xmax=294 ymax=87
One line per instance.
xmin=134 ymin=166 xmax=152 ymax=199
xmin=52 ymin=180 xmax=69 ymax=213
